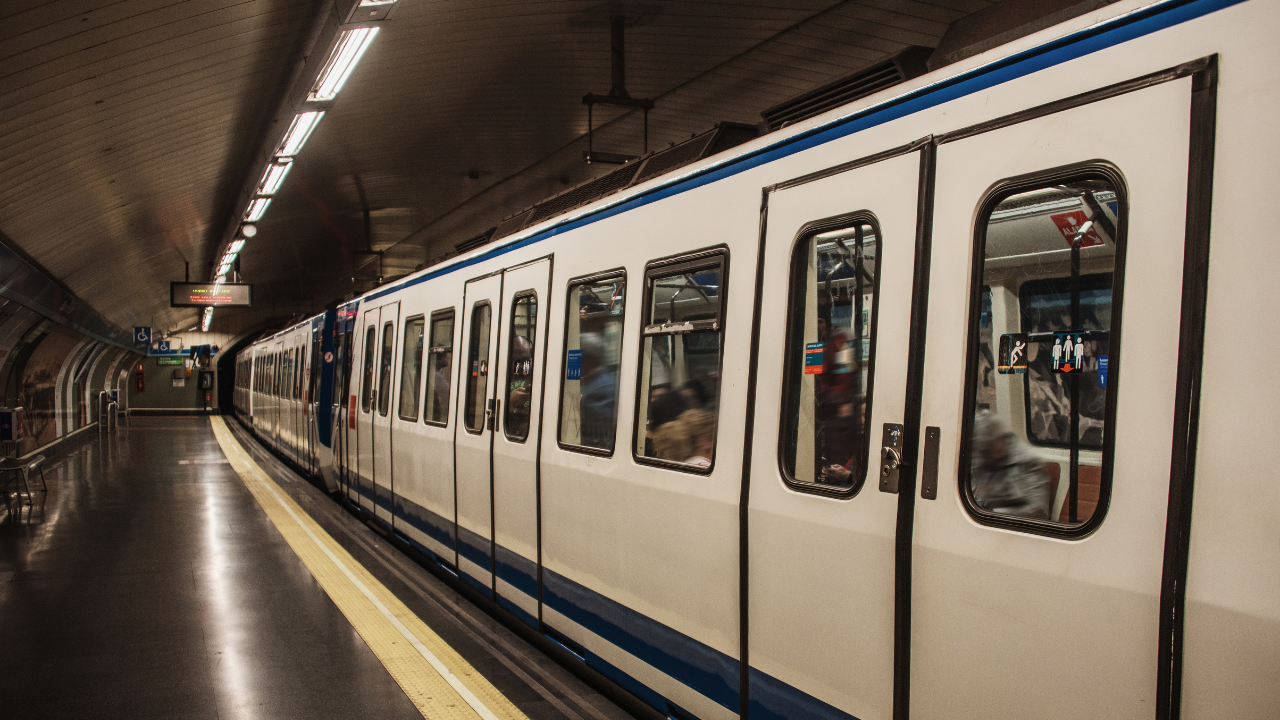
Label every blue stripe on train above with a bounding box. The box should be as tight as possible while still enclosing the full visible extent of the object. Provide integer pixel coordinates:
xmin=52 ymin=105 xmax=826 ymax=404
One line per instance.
xmin=360 ymin=0 xmax=1246 ymax=308
xmin=365 ymin=483 xmax=866 ymax=720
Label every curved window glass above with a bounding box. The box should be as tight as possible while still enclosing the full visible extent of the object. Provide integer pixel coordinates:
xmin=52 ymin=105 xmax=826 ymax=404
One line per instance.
xmin=963 ymin=171 xmax=1124 ymax=534
xmin=780 ymin=218 xmax=879 ymax=494
xmin=559 ymin=274 xmax=625 ymax=453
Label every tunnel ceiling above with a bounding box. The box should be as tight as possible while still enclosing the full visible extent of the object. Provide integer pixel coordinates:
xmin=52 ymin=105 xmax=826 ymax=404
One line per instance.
xmin=0 ymin=0 xmax=993 ymax=338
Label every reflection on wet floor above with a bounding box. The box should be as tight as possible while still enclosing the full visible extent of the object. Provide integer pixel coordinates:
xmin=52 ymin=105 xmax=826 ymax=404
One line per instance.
xmin=0 ymin=417 xmax=634 ymax=720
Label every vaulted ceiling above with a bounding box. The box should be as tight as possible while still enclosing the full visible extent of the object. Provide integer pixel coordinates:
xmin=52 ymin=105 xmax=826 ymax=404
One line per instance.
xmin=1 ymin=0 xmax=999 ymax=339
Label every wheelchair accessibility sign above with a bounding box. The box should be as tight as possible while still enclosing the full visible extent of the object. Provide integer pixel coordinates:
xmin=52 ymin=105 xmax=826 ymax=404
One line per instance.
xmin=134 ymin=326 xmax=151 ymax=344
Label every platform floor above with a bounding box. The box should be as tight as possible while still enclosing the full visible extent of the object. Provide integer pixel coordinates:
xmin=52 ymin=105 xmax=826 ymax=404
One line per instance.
xmin=0 ymin=418 xmax=632 ymax=720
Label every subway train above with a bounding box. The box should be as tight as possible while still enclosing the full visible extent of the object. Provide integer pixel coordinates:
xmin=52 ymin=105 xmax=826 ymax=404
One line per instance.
xmin=233 ymin=1 xmax=1280 ymax=718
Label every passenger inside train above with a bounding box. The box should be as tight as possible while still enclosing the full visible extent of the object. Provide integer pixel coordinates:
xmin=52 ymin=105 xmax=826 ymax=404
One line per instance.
xmin=966 ymin=177 xmax=1120 ymax=525
xmin=560 ymin=277 xmax=625 ymax=452
xmin=635 ymin=258 xmax=725 ymax=469
xmin=782 ymin=221 xmax=878 ymax=490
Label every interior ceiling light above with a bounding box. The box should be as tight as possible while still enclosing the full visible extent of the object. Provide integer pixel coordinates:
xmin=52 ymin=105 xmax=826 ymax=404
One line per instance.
xmin=309 ymin=27 xmax=380 ymax=102
xmin=241 ymin=223 xmax=258 ymax=238
xmin=256 ymin=159 xmax=293 ymax=196
xmin=219 ymin=261 xmax=233 ymax=273
xmin=230 ymin=240 xmax=246 ymax=253
xmin=202 ymin=308 xmax=214 ymax=331
xmin=275 ymin=111 xmax=324 ymax=157
xmin=243 ymin=198 xmax=271 ymax=222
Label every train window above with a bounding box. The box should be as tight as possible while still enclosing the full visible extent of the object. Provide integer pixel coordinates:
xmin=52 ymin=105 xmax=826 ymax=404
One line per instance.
xmin=295 ymin=346 xmax=304 ymax=399
xmin=378 ymin=322 xmax=395 ymax=417
xmin=634 ymin=252 xmax=725 ymax=472
xmin=463 ymin=302 xmax=492 ymax=433
xmin=780 ymin=217 xmax=880 ymax=495
xmin=360 ymin=326 xmax=376 ymax=413
xmin=559 ymin=273 xmax=626 ymax=454
xmin=962 ymin=170 xmax=1124 ymax=535
xmin=398 ymin=317 xmax=425 ymax=421
xmin=503 ymin=292 xmax=538 ymax=442
xmin=424 ymin=310 xmax=454 ymax=426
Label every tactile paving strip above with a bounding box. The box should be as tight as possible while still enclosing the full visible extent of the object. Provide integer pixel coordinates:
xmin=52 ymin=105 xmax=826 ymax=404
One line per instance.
xmin=210 ymin=417 xmax=530 ymax=720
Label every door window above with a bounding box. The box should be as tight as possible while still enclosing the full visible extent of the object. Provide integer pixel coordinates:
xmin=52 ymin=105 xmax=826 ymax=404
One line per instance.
xmin=503 ymin=293 xmax=538 ymax=442
xmin=463 ymin=302 xmax=492 ymax=433
xmin=634 ymin=253 xmax=725 ymax=471
xmin=780 ymin=217 xmax=880 ymax=494
xmin=360 ymin=327 xmax=376 ymax=413
xmin=559 ymin=274 xmax=626 ymax=453
xmin=378 ymin=322 xmax=395 ymax=417
xmin=963 ymin=172 xmax=1124 ymax=533
xmin=398 ymin=317 xmax=425 ymax=421
xmin=425 ymin=310 xmax=455 ymax=426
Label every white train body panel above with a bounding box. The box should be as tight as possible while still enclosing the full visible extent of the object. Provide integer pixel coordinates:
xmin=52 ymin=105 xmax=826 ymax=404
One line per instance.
xmin=231 ymin=1 xmax=1280 ymax=717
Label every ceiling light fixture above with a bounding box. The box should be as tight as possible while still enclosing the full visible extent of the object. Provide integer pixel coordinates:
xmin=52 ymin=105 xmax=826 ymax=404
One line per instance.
xmin=240 ymin=223 xmax=258 ymax=238
xmin=309 ymin=27 xmax=381 ymax=102
xmin=230 ymin=239 xmax=246 ymax=254
xmin=275 ymin=111 xmax=325 ymax=157
xmin=256 ymin=159 xmax=294 ymax=196
xmin=243 ymin=198 xmax=271 ymax=222
xmin=202 ymin=308 xmax=214 ymax=332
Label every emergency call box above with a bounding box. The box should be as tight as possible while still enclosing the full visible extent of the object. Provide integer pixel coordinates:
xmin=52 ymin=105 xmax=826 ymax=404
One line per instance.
xmin=0 ymin=407 xmax=25 ymax=442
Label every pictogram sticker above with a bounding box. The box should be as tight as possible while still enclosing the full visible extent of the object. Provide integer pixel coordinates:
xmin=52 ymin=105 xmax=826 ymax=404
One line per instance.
xmin=1052 ymin=333 xmax=1086 ymax=374
xmin=998 ymin=334 xmax=1028 ymax=374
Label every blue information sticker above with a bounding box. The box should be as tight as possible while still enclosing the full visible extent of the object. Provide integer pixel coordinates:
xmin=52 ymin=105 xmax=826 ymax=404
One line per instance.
xmin=566 ymin=349 xmax=582 ymax=380
xmin=1098 ymin=355 xmax=1109 ymax=387
xmin=804 ymin=341 xmax=824 ymax=375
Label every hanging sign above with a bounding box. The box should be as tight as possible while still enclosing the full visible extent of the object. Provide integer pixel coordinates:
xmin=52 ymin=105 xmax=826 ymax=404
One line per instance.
xmin=998 ymin=334 xmax=1028 ymax=374
xmin=1098 ymin=356 xmax=1109 ymax=387
xmin=171 ymin=282 xmax=252 ymax=307
xmin=804 ymin=342 xmax=824 ymax=374
xmin=1050 ymin=211 xmax=1105 ymax=248
xmin=134 ymin=326 xmax=152 ymax=344
xmin=1052 ymin=332 xmax=1086 ymax=374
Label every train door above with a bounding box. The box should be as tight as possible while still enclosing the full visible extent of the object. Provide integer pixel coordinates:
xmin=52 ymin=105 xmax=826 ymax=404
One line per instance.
xmin=491 ymin=258 xmax=550 ymax=626
xmin=747 ymin=148 xmax=923 ymax=720
xmin=354 ymin=310 xmax=379 ymax=513
xmin=271 ymin=340 xmax=283 ymax=444
xmin=371 ymin=302 xmax=400 ymax=523
xmin=911 ymin=78 xmax=1200 ymax=718
xmin=453 ymin=272 xmax=502 ymax=594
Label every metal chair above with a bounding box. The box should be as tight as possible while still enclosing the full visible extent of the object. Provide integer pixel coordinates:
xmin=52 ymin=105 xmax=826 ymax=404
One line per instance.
xmin=0 ymin=454 xmax=46 ymax=506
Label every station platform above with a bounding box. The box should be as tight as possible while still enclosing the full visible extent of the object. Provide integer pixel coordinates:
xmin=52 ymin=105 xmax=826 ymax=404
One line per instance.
xmin=0 ymin=417 xmax=634 ymax=720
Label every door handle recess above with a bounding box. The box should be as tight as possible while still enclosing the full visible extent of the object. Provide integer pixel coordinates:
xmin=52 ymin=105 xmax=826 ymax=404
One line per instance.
xmin=880 ymin=423 xmax=904 ymax=494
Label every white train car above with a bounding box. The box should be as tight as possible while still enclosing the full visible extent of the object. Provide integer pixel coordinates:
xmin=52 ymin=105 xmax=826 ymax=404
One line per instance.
xmin=241 ymin=1 xmax=1280 ymax=718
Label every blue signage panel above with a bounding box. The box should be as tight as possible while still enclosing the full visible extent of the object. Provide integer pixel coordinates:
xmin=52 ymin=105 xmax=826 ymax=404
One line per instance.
xmin=134 ymin=326 xmax=151 ymax=344
xmin=565 ymin=349 xmax=582 ymax=380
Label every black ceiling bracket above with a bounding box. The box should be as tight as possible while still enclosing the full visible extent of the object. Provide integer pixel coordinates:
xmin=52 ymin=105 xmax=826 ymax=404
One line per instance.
xmin=582 ymin=14 xmax=655 ymax=165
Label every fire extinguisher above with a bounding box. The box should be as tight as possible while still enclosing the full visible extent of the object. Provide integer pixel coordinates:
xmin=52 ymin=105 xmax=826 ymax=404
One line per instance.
xmin=135 ymin=362 xmax=145 ymax=393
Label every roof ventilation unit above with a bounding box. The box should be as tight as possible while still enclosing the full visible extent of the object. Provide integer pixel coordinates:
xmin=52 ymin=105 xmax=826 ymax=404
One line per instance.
xmin=759 ymin=46 xmax=933 ymax=133
xmin=490 ymin=122 xmax=758 ymax=242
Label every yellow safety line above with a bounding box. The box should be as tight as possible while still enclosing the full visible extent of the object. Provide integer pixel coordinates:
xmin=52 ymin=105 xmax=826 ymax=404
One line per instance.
xmin=210 ymin=416 xmax=529 ymax=720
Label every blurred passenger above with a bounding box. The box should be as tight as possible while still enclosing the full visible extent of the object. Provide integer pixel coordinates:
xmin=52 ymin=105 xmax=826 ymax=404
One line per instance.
xmin=433 ymin=349 xmax=452 ymax=414
xmin=507 ymin=336 xmax=533 ymax=435
xmin=971 ymin=413 xmax=1051 ymax=519
xmin=578 ymin=333 xmax=616 ymax=449
xmin=680 ymin=379 xmax=709 ymax=412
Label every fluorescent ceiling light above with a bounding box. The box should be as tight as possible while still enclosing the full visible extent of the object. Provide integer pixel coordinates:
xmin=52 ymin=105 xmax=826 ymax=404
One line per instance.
xmin=309 ymin=27 xmax=380 ymax=102
xmin=202 ymin=308 xmax=214 ymax=331
xmin=256 ymin=159 xmax=293 ymax=196
xmin=359 ymin=0 xmax=396 ymax=6
xmin=274 ymin=111 xmax=324 ymax=157
xmin=222 ymin=252 xmax=237 ymax=266
xmin=243 ymin=198 xmax=271 ymax=222
xmin=230 ymin=240 xmax=246 ymax=253
xmin=219 ymin=262 xmax=232 ymax=274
